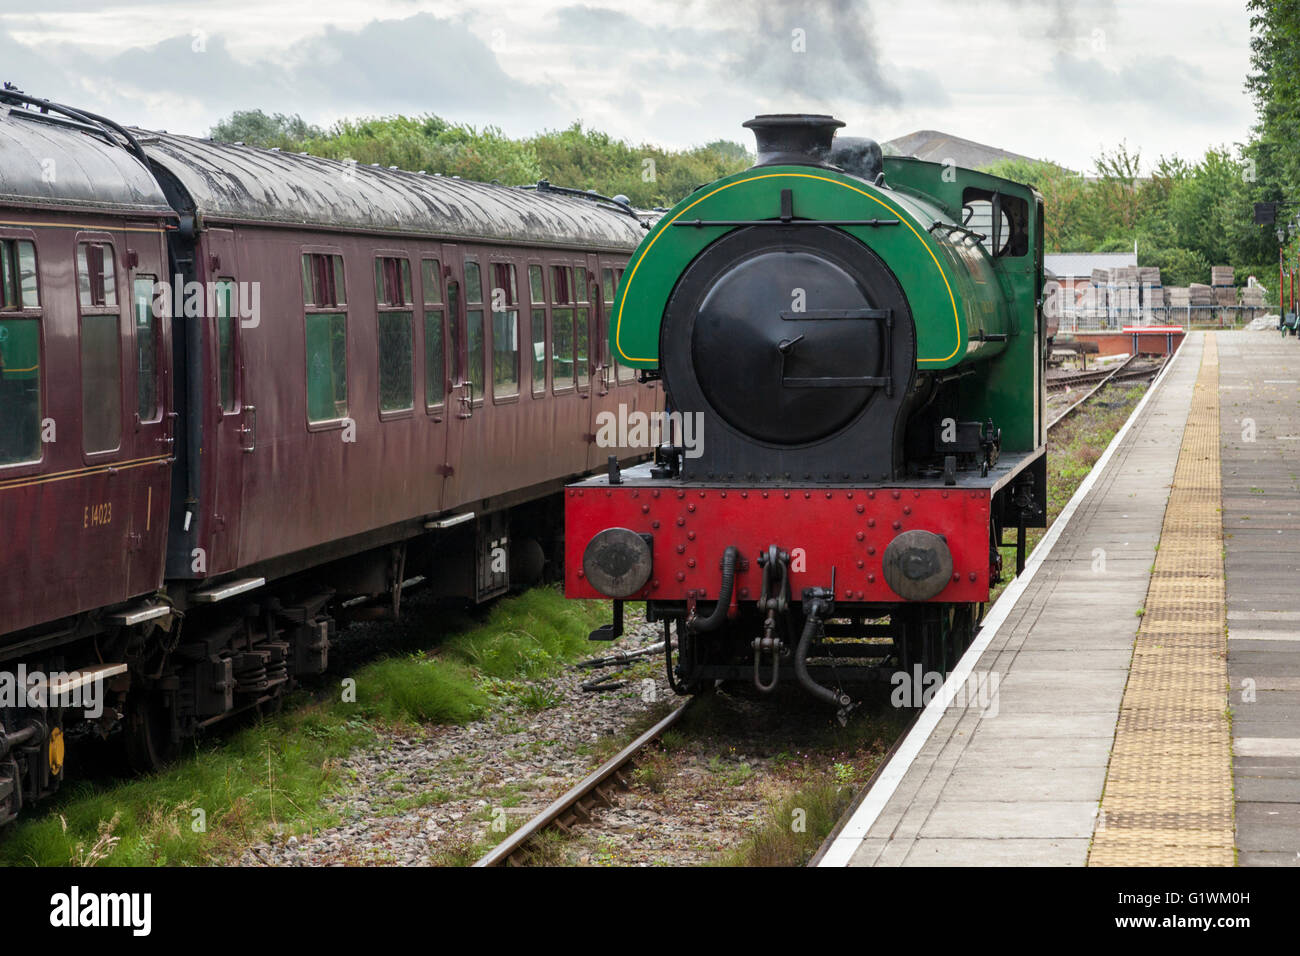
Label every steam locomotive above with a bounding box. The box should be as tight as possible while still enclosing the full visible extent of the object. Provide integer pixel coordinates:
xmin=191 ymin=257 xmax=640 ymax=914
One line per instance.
xmin=566 ymin=114 xmax=1047 ymax=719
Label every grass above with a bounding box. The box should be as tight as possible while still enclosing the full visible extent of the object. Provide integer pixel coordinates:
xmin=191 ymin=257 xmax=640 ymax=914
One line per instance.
xmin=0 ymin=587 xmax=609 ymax=867
xmin=719 ymin=779 xmax=852 ymax=867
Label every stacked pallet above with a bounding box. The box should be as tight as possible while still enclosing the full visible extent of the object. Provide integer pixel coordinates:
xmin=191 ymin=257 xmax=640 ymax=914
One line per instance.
xmin=1090 ymin=268 xmax=1109 ymax=312
xmin=1241 ymin=284 xmax=1266 ymax=308
xmin=1139 ymin=266 xmax=1163 ymax=310
xmin=1188 ymin=283 xmax=1214 ymax=306
xmin=1166 ymin=286 xmax=1191 ymax=307
xmin=1212 ymin=265 xmax=1236 ymax=307
xmin=1211 ymin=265 xmax=1234 ymax=285
xmin=1110 ymin=265 xmax=1141 ymax=313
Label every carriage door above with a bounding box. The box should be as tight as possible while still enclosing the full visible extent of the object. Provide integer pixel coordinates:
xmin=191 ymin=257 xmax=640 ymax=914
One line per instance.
xmin=202 ymin=228 xmax=245 ymax=576
xmin=587 ymin=255 xmax=620 ymax=471
xmin=126 ymin=232 xmax=172 ymax=594
xmin=439 ymin=244 xmax=482 ymax=511
xmin=418 ymin=249 xmax=453 ymax=515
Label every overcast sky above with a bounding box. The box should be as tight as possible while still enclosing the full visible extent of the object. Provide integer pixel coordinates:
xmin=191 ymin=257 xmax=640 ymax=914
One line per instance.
xmin=0 ymin=0 xmax=1258 ymax=171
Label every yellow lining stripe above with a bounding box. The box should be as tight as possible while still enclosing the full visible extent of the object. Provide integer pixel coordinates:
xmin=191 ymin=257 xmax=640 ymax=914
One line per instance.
xmin=0 ymin=454 xmax=171 ymax=492
xmin=614 ymin=172 xmax=962 ymax=364
xmin=0 ymin=219 xmax=168 ymax=233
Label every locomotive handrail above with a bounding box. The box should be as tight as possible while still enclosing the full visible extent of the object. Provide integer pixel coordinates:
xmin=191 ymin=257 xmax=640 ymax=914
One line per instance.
xmin=672 ymin=217 xmax=900 ymax=228
xmin=518 ymin=180 xmax=639 ymax=221
xmin=929 ymin=219 xmax=987 ymax=243
xmin=777 ymin=308 xmax=895 ymax=395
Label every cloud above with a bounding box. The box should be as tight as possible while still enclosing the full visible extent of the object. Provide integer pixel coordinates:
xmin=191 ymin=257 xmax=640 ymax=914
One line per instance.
xmin=543 ymin=1 xmax=949 ymax=144
xmin=1 ymin=14 xmax=567 ymax=135
xmin=994 ymin=0 xmax=1119 ymax=50
xmin=706 ymin=0 xmax=904 ymax=107
xmin=1052 ymin=52 xmax=1236 ymax=121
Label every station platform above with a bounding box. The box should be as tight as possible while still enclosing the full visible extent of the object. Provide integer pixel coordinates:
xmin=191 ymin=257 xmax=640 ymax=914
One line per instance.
xmin=817 ymin=330 xmax=1300 ymax=867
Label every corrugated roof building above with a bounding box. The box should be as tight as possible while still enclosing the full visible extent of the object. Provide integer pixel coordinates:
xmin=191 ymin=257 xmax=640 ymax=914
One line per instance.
xmin=1044 ymin=252 xmax=1137 ymax=278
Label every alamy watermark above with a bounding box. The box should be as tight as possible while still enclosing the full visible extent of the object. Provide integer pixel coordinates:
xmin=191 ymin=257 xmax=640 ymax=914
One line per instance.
xmin=143 ymin=274 xmax=261 ymax=328
xmin=890 ymin=666 xmax=1001 ymax=717
xmin=593 ymin=406 xmax=705 ymax=458
xmin=0 ymin=665 xmax=107 ymax=718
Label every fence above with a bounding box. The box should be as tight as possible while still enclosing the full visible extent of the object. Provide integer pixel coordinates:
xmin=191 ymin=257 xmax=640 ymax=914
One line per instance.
xmin=1047 ymin=280 xmax=1269 ymax=332
xmin=1056 ymin=305 xmax=1269 ymax=331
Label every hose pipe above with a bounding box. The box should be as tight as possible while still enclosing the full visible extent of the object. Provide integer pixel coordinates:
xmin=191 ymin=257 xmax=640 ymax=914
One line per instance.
xmin=687 ymin=545 xmax=739 ymax=634
xmin=794 ymin=598 xmax=849 ymax=710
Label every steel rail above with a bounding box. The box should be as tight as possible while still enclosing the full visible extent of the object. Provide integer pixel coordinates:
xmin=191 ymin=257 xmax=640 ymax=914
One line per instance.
xmin=473 ymin=698 xmax=694 ymax=866
xmin=1047 ymin=354 xmax=1163 ymax=430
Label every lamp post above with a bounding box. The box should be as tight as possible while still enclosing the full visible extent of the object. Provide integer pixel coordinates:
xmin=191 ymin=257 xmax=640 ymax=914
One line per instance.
xmin=1274 ymin=227 xmax=1284 ymax=329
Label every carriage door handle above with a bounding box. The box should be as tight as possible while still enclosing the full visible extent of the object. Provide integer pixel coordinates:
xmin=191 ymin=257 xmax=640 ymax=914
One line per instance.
xmin=240 ymin=405 xmax=257 ymax=453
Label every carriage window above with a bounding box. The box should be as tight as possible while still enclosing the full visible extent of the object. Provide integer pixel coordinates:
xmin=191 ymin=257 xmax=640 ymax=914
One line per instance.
xmin=448 ymin=282 xmax=462 ymax=386
xmin=19 ymin=242 xmax=38 ymax=308
xmin=425 ymin=309 xmax=444 ymax=408
xmin=133 ymin=276 xmax=160 ymax=422
xmin=81 ymin=312 xmax=121 ymax=454
xmin=423 ymin=258 xmax=444 ymax=408
xmin=551 ymin=266 xmax=572 ymax=305
xmin=0 ymin=244 xmax=12 ymax=310
xmin=1 ymin=239 xmax=42 ymax=463
xmin=1 ymin=239 xmax=39 ymax=310
xmin=301 ymin=253 xmax=346 ymax=307
xmin=553 ymin=308 xmax=574 ymax=390
xmin=375 ymin=256 xmax=413 ymax=413
xmin=531 ymin=308 xmax=546 ymax=396
xmin=529 ymin=265 xmax=545 ymax=305
xmin=422 ymin=259 xmax=443 ymax=305
xmin=528 ymin=266 xmax=547 ymax=396
xmin=576 ymin=306 xmax=589 ymax=389
xmin=464 ymin=262 xmax=485 ymax=400
xmin=616 ymin=270 xmax=636 ymax=382
xmin=375 ymin=256 xmax=412 ymax=307
xmin=77 ymin=242 xmax=117 ymax=309
xmin=491 ymin=262 xmax=519 ymax=398
xmin=76 ymin=241 xmax=122 ymax=454
xmin=467 ymin=307 xmax=485 ymax=399
xmin=574 ymin=268 xmax=588 ymax=304
xmin=379 ymin=310 xmax=413 ymax=412
xmin=604 ymin=267 xmax=635 ymax=384
xmin=303 ymin=251 xmax=347 ymax=423
xmin=464 ymin=261 xmax=483 ymax=304
xmin=0 ymin=289 xmax=41 ymax=463
xmin=214 ymin=279 xmax=238 ymax=413
xmin=306 ymin=312 xmax=347 ymax=422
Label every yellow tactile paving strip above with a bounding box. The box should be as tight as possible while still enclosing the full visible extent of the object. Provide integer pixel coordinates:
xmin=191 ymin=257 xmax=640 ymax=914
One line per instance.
xmin=1089 ymin=335 xmax=1234 ymax=866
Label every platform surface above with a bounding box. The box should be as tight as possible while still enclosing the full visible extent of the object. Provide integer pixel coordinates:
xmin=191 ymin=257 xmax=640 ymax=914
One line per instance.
xmin=821 ymin=329 xmax=1300 ymax=867
xmin=1218 ymin=331 xmax=1300 ymax=866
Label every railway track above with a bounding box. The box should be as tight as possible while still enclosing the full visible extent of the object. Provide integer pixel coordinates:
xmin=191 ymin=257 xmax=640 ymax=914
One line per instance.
xmin=473 ymin=697 xmax=695 ymax=866
xmin=1047 ymin=354 xmax=1165 ymax=430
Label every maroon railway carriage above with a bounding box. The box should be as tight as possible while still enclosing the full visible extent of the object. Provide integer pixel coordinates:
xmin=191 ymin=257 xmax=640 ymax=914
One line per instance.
xmin=0 ymin=94 xmax=657 ymax=823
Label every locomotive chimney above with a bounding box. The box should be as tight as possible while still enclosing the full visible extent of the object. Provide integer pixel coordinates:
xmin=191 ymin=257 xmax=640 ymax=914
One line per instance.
xmin=743 ymin=113 xmax=845 ymax=168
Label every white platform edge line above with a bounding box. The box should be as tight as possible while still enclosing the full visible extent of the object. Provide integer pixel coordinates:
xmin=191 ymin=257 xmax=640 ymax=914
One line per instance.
xmin=816 ymin=335 xmax=1196 ymax=867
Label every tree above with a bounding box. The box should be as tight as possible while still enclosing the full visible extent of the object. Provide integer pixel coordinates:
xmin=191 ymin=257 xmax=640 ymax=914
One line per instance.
xmin=209 ymin=110 xmax=322 ymax=149
xmin=1140 ymin=247 xmax=1211 ymax=287
xmin=206 ymin=111 xmax=750 ymax=207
